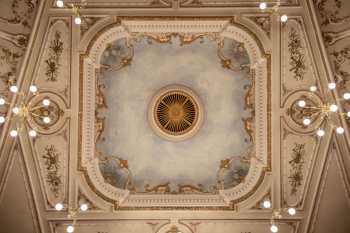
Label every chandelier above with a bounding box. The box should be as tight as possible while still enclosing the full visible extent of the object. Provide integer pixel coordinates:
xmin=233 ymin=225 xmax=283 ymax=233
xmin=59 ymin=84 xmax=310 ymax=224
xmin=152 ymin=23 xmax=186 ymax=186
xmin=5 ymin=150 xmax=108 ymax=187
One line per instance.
xmin=0 ymin=84 xmax=58 ymax=138
xmin=296 ymin=83 xmax=350 ymax=136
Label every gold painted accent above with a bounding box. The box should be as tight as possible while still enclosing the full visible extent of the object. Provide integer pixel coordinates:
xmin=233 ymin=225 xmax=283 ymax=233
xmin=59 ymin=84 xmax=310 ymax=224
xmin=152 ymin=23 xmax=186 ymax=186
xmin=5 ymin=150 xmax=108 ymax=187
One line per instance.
xmin=42 ymin=145 xmax=62 ymax=197
xmin=154 ymin=90 xmax=198 ymax=136
xmin=288 ymin=143 xmax=305 ymax=195
xmin=288 ymin=27 xmax=306 ymax=81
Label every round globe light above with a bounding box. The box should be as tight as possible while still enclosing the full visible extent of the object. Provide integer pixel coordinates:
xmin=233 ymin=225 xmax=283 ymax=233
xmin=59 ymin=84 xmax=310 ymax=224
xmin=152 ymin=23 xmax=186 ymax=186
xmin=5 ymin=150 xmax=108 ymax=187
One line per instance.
xmin=329 ymin=104 xmax=338 ymax=112
xmin=29 ymin=130 xmax=37 ymax=137
xmin=9 ymin=85 xmax=18 ymax=93
xmin=310 ymin=86 xmax=317 ymax=92
xmin=270 ymin=224 xmax=278 ymax=233
xmin=281 ymin=14 xmax=288 ymax=22
xmin=74 ymin=16 xmax=82 ymax=25
xmin=336 ymin=127 xmax=345 ymax=134
xmin=262 ymin=200 xmax=271 ymax=208
xmin=0 ymin=116 xmax=5 ymax=124
xmin=42 ymin=99 xmax=50 ymax=106
xmin=10 ymin=130 xmax=18 ymax=137
xmin=56 ymin=0 xmax=64 ymax=8
xmin=0 ymin=98 xmax=6 ymax=105
xmin=29 ymin=85 xmax=38 ymax=93
xmin=343 ymin=92 xmax=350 ymax=100
xmin=303 ymin=118 xmax=311 ymax=126
xmin=66 ymin=225 xmax=74 ymax=233
xmin=43 ymin=117 xmax=51 ymax=124
xmin=80 ymin=203 xmax=88 ymax=212
xmin=259 ymin=2 xmax=267 ymax=10
xmin=288 ymin=207 xmax=296 ymax=216
xmin=316 ymin=129 xmax=325 ymax=137
xmin=55 ymin=203 xmax=63 ymax=211
xmin=12 ymin=107 xmax=20 ymax=115
xmin=298 ymin=100 xmax=306 ymax=107
xmin=328 ymin=82 xmax=336 ymax=90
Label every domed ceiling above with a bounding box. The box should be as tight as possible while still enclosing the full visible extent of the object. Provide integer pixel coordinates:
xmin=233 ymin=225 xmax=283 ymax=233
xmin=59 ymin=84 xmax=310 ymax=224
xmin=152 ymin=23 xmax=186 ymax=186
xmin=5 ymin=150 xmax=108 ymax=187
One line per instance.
xmin=0 ymin=1 xmax=349 ymax=233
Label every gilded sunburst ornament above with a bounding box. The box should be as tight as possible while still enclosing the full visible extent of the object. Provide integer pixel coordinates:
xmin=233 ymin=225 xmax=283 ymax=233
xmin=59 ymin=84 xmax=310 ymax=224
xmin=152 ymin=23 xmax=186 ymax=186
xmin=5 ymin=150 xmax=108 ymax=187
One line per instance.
xmin=149 ymin=85 xmax=203 ymax=141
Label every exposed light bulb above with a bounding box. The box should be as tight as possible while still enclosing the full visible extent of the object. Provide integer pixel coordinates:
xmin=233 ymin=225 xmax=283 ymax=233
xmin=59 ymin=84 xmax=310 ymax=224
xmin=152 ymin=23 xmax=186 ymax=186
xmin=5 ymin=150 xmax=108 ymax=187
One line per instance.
xmin=328 ymin=82 xmax=336 ymax=90
xmin=270 ymin=224 xmax=278 ymax=233
xmin=43 ymin=117 xmax=51 ymax=124
xmin=288 ymin=207 xmax=296 ymax=216
xmin=262 ymin=200 xmax=271 ymax=208
xmin=0 ymin=98 xmax=5 ymax=105
xmin=298 ymin=100 xmax=306 ymax=108
xmin=66 ymin=225 xmax=74 ymax=233
xmin=55 ymin=203 xmax=63 ymax=211
xmin=80 ymin=203 xmax=88 ymax=212
xmin=9 ymin=85 xmax=18 ymax=93
xmin=336 ymin=127 xmax=344 ymax=134
xmin=29 ymin=85 xmax=38 ymax=93
xmin=316 ymin=129 xmax=325 ymax=137
xmin=12 ymin=107 xmax=20 ymax=115
xmin=0 ymin=116 xmax=5 ymax=124
xmin=74 ymin=16 xmax=82 ymax=25
xmin=281 ymin=14 xmax=288 ymax=22
xmin=29 ymin=130 xmax=37 ymax=137
xmin=347 ymin=111 xmax=350 ymax=118
xmin=303 ymin=118 xmax=311 ymax=126
xmin=343 ymin=92 xmax=350 ymax=100
xmin=10 ymin=130 xmax=18 ymax=137
xmin=42 ymin=99 xmax=50 ymax=106
xmin=259 ymin=2 xmax=267 ymax=10
xmin=310 ymin=85 xmax=317 ymax=92
xmin=329 ymin=104 xmax=338 ymax=112
xmin=56 ymin=0 xmax=64 ymax=8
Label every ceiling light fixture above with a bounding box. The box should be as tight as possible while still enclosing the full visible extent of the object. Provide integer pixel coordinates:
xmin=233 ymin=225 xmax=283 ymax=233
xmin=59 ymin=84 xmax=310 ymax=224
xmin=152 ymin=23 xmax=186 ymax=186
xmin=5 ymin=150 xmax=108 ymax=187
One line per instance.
xmin=262 ymin=200 xmax=271 ymax=208
xmin=280 ymin=14 xmax=288 ymax=22
xmin=80 ymin=203 xmax=88 ymax=212
xmin=328 ymin=82 xmax=336 ymax=90
xmin=296 ymin=82 xmax=348 ymax=138
xmin=316 ymin=129 xmax=325 ymax=137
xmin=270 ymin=224 xmax=278 ymax=233
xmin=336 ymin=127 xmax=344 ymax=134
xmin=29 ymin=85 xmax=38 ymax=93
xmin=55 ymin=203 xmax=64 ymax=211
xmin=74 ymin=15 xmax=82 ymax=25
xmin=310 ymin=85 xmax=317 ymax=92
xmin=56 ymin=0 xmax=64 ymax=8
xmin=0 ymin=85 xmax=55 ymax=139
xmin=66 ymin=225 xmax=74 ymax=233
xmin=259 ymin=2 xmax=267 ymax=10
xmin=298 ymin=100 xmax=306 ymax=108
xmin=287 ymin=207 xmax=296 ymax=216
xmin=10 ymin=85 xmax=18 ymax=93
xmin=10 ymin=130 xmax=18 ymax=137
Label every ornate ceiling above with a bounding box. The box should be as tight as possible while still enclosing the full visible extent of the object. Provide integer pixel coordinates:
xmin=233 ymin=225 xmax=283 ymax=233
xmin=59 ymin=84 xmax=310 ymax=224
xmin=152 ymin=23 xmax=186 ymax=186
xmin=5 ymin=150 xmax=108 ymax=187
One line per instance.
xmin=0 ymin=0 xmax=349 ymax=233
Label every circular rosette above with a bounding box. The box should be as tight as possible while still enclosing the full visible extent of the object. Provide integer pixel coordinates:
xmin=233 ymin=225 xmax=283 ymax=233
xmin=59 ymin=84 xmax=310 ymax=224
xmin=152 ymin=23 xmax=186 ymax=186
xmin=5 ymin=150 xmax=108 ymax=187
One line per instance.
xmin=27 ymin=92 xmax=67 ymax=134
xmin=284 ymin=91 xmax=324 ymax=133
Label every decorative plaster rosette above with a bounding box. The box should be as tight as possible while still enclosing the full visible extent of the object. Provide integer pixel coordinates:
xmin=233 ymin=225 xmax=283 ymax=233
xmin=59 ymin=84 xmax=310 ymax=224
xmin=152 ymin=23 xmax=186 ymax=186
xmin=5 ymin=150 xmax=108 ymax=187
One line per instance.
xmin=79 ymin=20 xmax=270 ymax=209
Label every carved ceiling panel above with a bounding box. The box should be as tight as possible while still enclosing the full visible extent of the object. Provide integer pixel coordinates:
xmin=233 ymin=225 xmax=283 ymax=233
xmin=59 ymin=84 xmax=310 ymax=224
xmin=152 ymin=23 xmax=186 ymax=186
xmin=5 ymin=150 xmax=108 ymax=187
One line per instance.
xmin=0 ymin=1 xmax=349 ymax=233
xmin=80 ymin=19 xmax=269 ymax=209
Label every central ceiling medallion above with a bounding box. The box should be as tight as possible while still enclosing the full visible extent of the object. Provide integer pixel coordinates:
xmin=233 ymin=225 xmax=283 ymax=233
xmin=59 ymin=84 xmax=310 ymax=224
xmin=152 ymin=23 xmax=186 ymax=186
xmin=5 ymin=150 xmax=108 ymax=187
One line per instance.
xmin=149 ymin=85 xmax=203 ymax=141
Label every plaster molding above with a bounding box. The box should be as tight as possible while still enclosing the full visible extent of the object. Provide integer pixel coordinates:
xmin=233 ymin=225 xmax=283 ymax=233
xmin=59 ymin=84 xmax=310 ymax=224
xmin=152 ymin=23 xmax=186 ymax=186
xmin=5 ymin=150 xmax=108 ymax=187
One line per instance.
xmin=79 ymin=19 xmax=270 ymax=209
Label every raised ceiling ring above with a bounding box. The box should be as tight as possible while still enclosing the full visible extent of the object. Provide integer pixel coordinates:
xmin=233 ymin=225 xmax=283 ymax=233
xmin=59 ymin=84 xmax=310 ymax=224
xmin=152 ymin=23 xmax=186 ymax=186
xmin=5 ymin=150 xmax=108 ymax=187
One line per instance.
xmin=148 ymin=84 xmax=204 ymax=142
